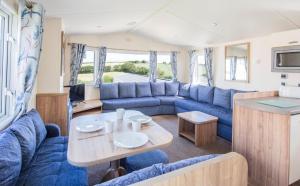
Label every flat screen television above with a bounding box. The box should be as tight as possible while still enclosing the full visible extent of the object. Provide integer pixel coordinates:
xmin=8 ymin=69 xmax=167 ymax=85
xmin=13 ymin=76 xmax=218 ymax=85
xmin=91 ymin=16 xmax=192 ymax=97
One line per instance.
xmin=69 ymin=84 xmax=85 ymax=103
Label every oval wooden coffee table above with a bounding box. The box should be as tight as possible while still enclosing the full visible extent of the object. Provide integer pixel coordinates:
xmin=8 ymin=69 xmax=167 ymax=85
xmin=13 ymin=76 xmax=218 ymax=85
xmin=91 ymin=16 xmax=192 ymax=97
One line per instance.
xmin=177 ymin=111 xmax=218 ymax=147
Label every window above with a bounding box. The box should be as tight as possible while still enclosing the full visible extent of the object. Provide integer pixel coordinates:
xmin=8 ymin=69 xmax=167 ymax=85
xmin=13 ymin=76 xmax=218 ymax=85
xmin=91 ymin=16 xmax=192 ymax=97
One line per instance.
xmin=78 ymin=48 xmax=97 ymax=84
xmin=103 ymin=50 xmax=150 ymax=83
xmin=0 ymin=3 xmax=18 ymax=126
xmin=157 ymin=53 xmax=172 ymax=81
xmin=193 ymin=54 xmax=208 ymax=85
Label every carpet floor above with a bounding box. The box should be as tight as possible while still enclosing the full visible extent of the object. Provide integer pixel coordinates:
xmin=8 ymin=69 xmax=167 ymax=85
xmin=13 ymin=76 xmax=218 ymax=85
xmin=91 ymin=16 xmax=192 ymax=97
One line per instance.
xmin=88 ymin=115 xmax=231 ymax=186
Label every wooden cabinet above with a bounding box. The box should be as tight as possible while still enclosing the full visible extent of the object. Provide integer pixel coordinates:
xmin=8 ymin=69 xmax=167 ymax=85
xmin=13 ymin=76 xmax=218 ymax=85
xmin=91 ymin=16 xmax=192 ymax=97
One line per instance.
xmin=233 ymin=91 xmax=300 ymax=186
xmin=36 ymin=93 xmax=69 ymax=136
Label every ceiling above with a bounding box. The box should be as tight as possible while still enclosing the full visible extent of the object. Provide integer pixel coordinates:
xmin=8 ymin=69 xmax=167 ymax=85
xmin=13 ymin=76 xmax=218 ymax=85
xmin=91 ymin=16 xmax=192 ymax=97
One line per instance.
xmin=36 ymin=0 xmax=300 ymax=47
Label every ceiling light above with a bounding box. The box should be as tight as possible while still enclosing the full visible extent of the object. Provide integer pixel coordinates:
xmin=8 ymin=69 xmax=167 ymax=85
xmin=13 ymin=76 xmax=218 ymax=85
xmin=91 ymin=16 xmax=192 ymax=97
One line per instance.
xmin=127 ymin=21 xmax=136 ymax=26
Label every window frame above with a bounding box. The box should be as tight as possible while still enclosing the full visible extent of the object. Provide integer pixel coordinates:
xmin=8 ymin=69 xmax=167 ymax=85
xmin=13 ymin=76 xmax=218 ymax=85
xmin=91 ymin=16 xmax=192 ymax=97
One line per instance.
xmin=157 ymin=52 xmax=172 ymax=81
xmin=78 ymin=47 xmax=99 ymax=85
xmin=193 ymin=52 xmax=208 ymax=85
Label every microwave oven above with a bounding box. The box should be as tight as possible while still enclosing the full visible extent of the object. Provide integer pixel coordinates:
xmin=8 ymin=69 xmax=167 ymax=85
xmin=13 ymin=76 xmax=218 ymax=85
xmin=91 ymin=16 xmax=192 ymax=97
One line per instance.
xmin=272 ymin=45 xmax=300 ymax=72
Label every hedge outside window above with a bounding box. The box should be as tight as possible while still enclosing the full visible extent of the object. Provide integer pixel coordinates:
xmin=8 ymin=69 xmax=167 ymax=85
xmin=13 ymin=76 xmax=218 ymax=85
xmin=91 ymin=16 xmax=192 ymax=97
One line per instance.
xmin=157 ymin=53 xmax=172 ymax=81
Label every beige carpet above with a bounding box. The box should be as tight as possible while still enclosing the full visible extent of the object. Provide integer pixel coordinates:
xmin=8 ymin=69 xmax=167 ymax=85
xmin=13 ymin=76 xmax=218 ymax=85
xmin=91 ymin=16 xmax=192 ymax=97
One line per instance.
xmin=88 ymin=115 xmax=231 ymax=185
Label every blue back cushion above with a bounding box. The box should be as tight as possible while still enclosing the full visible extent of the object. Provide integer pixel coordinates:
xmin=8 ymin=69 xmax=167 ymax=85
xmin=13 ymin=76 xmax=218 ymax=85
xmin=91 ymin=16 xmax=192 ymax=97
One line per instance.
xmin=178 ymin=83 xmax=190 ymax=97
xmin=10 ymin=116 xmax=36 ymax=170
xmin=100 ymin=83 xmax=119 ymax=100
xmin=136 ymin=82 xmax=152 ymax=97
xmin=198 ymin=85 xmax=214 ymax=104
xmin=213 ymin=87 xmax=231 ymax=109
xmin=0 ymin=131 xmax=22 ymax=186
xmin=165 ymin=82 xmax=179 ymax=96
xmin=189 ymin=85 xmax=199 ymax=101
xmin=26 ymin=109 xmax=47 ymax=148
xmin=119 ymin=83 xmax=136 ymax=98
xmin=151 ymin=82 xmax=165 ymax=96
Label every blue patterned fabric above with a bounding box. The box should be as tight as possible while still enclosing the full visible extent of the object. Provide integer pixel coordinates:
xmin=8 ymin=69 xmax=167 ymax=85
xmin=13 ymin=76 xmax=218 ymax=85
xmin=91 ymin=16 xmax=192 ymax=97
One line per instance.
xmin=0 ymin=130 xmax=22 ymax=186
xmin=26 ymin=109 xmax=47 ymax=148
xmin=198 ymin=85 xmax=214 ymax=104
xmin=156 ymin=96 xmax=177 ymax=105
xmin=100 ymin=83 xmax=119 ymax=100
xmin=189 ymin=84 xmax=198 ymax=101
xmin=99 ymin=164 xmax=164 ymax=186
xmin=151 ymin=82 xmax=165 ymax=96
xmin=188 ymin=50 xmax=197 ymax=83
xmin=136 ymin=82 xmax=152 ymax=97
xmin=170 ymin=51 xmax=178 ymax=82
xmin=15 ymin=3 xmax=45 ymax=120
xmin=95 ymin=47 xmax=107 ymax=87
xmin=45 ymin=124 xmax=61 ymax=138
xmin=204 ymin=48 xmax=214 ymax=86
xmin=121 ymin=150 xmax=169 ymax=173
xmin=149 ymin=51 xmax=158 ymax=82
xmin=213 ymin=88 xmax=231 ymax=109
xmin=178 ymin=83 xmax=190 ymax=97
xmin=17 ymin=136 xmax=88 ymax=186
xmin=119 ymin=83 xmax=136 ymax=98
xmin=165 ymin=82 xmax=179 ymax=96
xmin=10 ymin=116 xmax=37 ymax=170
xmin=69 ymin=43 xmax=87 ymax=86
xmin=102 ymin=97 xmax=160 ymax=110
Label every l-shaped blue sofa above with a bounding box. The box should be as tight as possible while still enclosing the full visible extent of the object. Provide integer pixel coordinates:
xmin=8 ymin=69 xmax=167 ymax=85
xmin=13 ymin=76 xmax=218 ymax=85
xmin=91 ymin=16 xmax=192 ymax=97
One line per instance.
xmin=100 ymin=82 xmax=246 ymax=141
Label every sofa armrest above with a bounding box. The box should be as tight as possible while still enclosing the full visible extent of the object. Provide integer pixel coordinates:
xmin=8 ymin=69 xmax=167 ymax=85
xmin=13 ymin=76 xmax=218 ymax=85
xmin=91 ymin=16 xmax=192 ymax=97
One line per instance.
xmin=45 ymin=123 xmax=61 ymax=138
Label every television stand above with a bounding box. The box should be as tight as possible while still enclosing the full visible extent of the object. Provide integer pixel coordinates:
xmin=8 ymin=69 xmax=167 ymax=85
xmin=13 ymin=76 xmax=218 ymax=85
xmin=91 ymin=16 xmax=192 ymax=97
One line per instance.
xmin=72 ymin=99 xmax=103 ymax=118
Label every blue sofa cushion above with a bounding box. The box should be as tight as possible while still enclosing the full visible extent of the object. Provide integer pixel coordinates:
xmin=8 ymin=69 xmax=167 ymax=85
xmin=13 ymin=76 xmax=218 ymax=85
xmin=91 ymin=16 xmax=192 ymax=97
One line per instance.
xmin=213 ymin=87 xmax=231 ymax=109
xmin=175 ymin=98 xmax=232 ymax=126
xmin=100 ymin=83 xmax=119 ymax=100
xmin=10 ymin=116 xmax=37 ymax=170
xmin=119 ymin=82 xmax=136 ymax=98
xmin=0 ymin=131 xmax=22 ymax=186
xmin=189 ymin=84 xmax=198 ymax=101
xmin=17 ymin=136 xmax=88 ymax=186
xmin=151 ymin=82 xmax=165 ymax=96
xmin=136 ymin=82 xmax=152 ymax=97
xmin=198 ymin=85 xmax=214 ymax=104
xmin=99 ymin=164 xmax=164 ymax=186
xmin=121 ymin=150 xmax=169 ymax=173
xmin=156 ymin=96 xmax=177 ymax=105
xmin=178 ymin=83 xmax=190 ymax=97
xmin=218 ymin=124 xmax=232 ymax=141
xmin=165 ymin=82 xmax=179 ymax=96
xmin=26 ymin=109 xmax=47 ymax=148
xmin=102 ymin=97 xmax=160 ymax=110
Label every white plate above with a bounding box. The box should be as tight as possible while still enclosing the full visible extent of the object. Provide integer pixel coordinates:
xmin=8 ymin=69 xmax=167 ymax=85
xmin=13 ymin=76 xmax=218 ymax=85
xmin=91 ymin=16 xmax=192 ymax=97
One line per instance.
xmin=128 ymin=115 xmax=152 ymax=124
xmin=113 ymin=132 xmax=149 ymax=149
xmin=76 ymin=121 xmax=104 ymax=133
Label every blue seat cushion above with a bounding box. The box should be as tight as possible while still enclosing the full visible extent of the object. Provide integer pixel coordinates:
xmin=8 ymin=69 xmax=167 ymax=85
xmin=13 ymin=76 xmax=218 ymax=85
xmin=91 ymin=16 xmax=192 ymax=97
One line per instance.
xmin=175 ymin=98 xmax=232 ymax=126
xmin=121 ymin=150 xmax=169 ymax=173
xmin=217 ymin=124 xmax=232 ymax=141
xmin=151 ymin=82 xmax=165 ymax=96
xmin=10 ymin=115 xmax=37 ymax=170
xmin=165 ymin=82 xmax=179 ymax=96
xmin=119 ymin=82 xmax=136 ymax=98
xmin=0 ymin=130 xmax=22 ymax=186
xmin=136 ymin=82 xmax=152 ymax=97
xmin=213 ymin=87 xmax=231 ymax=109
xmin=198 ymin=85 xmax=214 ymax=104
xmin=100 ymin=83 xmax=119 ymax=100
xmin=156 ymin=96 xmax=177 ymax=105
xmin=178 ymin=83 xmax=190 ymax=97
xmin=17 ymin=136 xmax=88 ymax=186
xmin=102 ymin=97 xmax=160 ymax=110
xmin=26 ymin=109 xmax=47 ymax=148
xmin=189 ymin=84 xmax=198 ymax=101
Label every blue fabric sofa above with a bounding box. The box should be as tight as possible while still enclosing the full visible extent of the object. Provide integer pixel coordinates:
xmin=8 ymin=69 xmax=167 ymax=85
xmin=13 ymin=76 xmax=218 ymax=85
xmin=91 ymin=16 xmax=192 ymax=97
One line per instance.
xmin=0 ymin=109 xmax=88 ymax=186
xmin=100 ymin=82 xmax=247 ymax=141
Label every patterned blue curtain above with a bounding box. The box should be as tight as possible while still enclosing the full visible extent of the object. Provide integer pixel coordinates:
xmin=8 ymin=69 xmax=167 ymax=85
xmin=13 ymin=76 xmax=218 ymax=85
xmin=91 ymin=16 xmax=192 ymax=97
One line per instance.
xmin=149 ymin=51 xmax=157 ymax=82
xmin=204 ymin=48 xmax=214 ymax=86
xmin=69 ymin=43 xmax=87 ymax=86
xmin=188 ymin=50 xmax=197 ymax=83
xmin=95 ymin=47 xmax=107 ymax=87
xmin=170 ymin=51 xmax=178 ymax=82
xmin=15 ymin=2 xmax=45 ymax=120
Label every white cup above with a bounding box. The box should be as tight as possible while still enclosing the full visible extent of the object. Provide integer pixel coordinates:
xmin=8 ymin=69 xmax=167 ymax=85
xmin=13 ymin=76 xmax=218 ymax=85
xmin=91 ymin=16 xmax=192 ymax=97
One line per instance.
xmin=116 ymin=108 xmax=125 ymax=120
xmin=105 ymin=120 xmax=114 ymax=133
xmin=132 ymin=121 xmax=141 ymax=132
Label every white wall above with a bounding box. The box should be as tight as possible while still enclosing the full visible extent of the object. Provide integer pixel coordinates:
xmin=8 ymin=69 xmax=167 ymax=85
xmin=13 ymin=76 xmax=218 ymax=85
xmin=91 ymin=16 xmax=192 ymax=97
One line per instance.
xmin=213 ymin=29 xmax=300 ymax=91
xmin=64 ymin=32 xmax=190 ymax=100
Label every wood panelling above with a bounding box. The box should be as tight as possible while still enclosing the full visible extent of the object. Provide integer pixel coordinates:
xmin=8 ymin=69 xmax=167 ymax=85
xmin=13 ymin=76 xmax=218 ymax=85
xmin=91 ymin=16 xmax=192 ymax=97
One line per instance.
xmin=36 ymin=93 xmax=69 ymax=135
xmin=134 ymin=152 xmax=248 ymax=186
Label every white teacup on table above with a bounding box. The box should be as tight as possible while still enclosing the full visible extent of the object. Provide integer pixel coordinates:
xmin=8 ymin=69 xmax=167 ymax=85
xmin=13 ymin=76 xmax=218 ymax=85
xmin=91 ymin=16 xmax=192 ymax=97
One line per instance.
xmin=132 ymin=121 xmax=141 ymax=132
xmin=105 ymin=120 xmax=114 ymax=133
xmin=116 ymin=108 xmax=125 ymax=120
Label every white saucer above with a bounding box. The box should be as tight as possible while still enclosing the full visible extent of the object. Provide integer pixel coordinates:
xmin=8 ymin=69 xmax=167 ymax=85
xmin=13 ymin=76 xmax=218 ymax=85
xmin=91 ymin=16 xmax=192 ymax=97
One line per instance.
xmin=76 ymin=121 xmax=104 ymax=133
xmin=128 ymin=115 xmax=152 ymax=124
xmin=113 ymin=132 xmax=149 ymax=148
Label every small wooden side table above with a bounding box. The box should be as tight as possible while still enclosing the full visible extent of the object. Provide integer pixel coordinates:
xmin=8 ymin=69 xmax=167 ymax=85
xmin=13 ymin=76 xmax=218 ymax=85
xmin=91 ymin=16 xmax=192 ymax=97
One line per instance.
xmin=177 ymin=111 xmax=218 ymax=147
xmin=72 ymin=99 xmax=103 ymax=118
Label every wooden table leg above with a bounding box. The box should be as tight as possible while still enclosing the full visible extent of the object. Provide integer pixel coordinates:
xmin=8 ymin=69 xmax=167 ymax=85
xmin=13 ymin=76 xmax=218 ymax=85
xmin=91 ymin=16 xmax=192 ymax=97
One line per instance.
xmin=101 ymin=160 xmax=126 ymax=182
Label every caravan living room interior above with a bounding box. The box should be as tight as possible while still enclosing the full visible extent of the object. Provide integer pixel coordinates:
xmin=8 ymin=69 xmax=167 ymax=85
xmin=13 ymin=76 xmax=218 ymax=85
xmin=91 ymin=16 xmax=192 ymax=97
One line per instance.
xmin=2 ymin=0 xmax=300 ymax=186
